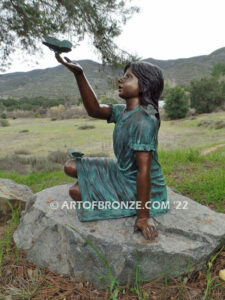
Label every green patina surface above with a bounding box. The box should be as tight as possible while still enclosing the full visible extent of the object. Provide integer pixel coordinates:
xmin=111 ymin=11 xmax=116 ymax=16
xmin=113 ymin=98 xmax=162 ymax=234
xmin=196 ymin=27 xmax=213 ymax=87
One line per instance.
xmin=75 ymin=104 xmax=170 ymax=221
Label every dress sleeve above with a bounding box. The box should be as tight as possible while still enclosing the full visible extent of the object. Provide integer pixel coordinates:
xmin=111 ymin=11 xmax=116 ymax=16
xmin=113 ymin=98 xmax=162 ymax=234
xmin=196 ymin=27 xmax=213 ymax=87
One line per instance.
xmin=131 ymin=116 xmax=158 ymax=152
xmin=107 ymin=104 xmax=126 ymax=124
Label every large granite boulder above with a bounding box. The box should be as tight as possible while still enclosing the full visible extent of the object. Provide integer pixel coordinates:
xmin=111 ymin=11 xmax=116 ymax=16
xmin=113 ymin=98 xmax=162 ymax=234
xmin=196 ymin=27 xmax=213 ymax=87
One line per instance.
xmin=13 ymin=184 xmax=225 ymax=287
xmin=0 ymin=178 xmax=35 ymax=220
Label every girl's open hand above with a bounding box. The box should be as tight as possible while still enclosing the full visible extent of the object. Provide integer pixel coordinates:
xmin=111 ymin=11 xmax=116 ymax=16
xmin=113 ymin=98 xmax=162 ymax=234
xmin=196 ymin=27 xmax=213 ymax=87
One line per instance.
xmin=55 ymin=53 xmax=83 ymax=75
xmin=134 ymin=217 xmax=158 ymax=240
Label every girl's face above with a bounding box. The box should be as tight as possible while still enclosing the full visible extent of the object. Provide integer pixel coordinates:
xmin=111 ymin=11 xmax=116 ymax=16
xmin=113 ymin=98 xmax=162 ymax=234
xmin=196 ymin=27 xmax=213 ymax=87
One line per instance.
xmin=118 ymin=67 xmax=140 ymax=100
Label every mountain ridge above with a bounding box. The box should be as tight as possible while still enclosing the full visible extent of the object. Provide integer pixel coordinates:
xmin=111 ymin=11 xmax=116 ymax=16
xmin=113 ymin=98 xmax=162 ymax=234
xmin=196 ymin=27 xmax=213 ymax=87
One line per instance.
xmin=1 ymin=47 xmax=225 ymax=99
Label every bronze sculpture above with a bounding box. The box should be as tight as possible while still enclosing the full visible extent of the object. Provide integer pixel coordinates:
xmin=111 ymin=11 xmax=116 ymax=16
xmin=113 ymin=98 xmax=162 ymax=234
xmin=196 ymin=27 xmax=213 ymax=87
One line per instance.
xmin=42 ymin=36 xmax=72 ymax=54
xmin=55 ymin=54 xmax=170 ymax=240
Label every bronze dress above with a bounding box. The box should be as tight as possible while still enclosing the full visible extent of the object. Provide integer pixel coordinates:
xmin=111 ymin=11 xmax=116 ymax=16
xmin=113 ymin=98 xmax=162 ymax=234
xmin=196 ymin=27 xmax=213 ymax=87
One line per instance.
xmin=75 ymin=103 xmax=170 ymax=221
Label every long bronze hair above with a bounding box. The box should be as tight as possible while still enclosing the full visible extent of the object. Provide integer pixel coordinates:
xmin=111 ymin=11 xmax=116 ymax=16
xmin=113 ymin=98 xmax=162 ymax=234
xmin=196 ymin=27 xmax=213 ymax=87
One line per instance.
xmin=124 ymin=61 xmax=164 ymax=113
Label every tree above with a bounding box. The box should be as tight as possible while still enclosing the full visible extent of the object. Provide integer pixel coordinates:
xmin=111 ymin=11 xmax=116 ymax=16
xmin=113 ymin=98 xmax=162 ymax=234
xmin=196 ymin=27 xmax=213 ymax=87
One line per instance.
xmin=0 ymin=0 xmax=139 ymax=70
xmin=211 ymin=62 xmax=225 ymax=78
xmin=189 ymin=77 xmax=225 ymax=114
xmin=189 ymin=62 xmax=225 ymax=114
xmin=164 ymin=86 xmax=189 ymax=119
xmin=160 ymin=82 xmax=171 ymax=100
xmin=0 ymin=103 xmax=5 ymax=114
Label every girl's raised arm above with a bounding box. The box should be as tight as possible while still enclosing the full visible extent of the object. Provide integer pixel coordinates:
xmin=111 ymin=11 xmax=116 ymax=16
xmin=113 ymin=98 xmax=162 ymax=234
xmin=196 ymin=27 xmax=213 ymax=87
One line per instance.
xmin=55 ymin=54 xmax=112 ymax=120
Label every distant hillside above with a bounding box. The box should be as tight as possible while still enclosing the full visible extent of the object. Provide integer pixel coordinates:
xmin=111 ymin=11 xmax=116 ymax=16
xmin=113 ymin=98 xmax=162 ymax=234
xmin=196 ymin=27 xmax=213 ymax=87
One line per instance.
xmin=0 ymin=47 xmax=225 ymax=99
xmin=0 ymin=60 xmax=115 ymax=99
xmin=145 ymin=47 xmax=225 ymax=86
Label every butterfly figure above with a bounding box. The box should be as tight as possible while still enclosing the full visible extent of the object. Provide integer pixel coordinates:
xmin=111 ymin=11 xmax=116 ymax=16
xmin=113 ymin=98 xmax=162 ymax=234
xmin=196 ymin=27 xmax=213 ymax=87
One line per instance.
xmin=42 ymin=36 xmax=72 ymax=54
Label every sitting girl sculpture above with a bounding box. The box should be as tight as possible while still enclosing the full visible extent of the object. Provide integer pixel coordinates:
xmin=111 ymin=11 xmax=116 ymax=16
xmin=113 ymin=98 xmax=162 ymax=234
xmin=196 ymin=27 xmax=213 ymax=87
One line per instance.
xmin=55 ymin=54 xmax=170 ymax=241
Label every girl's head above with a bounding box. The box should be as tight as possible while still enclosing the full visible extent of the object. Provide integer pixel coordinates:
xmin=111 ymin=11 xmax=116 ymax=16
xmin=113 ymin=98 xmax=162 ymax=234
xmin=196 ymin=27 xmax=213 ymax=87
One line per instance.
xmin=123 ymin=61 xmax=164 ymax=111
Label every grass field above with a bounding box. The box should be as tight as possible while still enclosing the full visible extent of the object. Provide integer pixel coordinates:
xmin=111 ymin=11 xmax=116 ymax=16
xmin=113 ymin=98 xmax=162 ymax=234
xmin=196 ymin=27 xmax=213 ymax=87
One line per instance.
xmin=0 ymin=112 xmax=225 ymax=299
xmin=0 ymin=112 xmax=225 ymax=158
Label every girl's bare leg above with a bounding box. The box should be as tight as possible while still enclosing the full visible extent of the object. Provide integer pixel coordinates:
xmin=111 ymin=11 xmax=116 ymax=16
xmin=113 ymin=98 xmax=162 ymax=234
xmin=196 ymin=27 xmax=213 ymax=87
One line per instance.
xmin=64 ymin=159 xmax=82 ymax=201
xmin=64 ymin=159 xmax=77 ymax=178
xmin=69 ymin=182 xmax=82 ymax=201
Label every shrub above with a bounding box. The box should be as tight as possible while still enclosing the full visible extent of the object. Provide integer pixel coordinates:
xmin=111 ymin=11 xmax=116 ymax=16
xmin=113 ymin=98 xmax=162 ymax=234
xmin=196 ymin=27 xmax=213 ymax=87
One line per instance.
xmin=7 ymin=110 xmax=35 ymax=118
xmin=164 ymin=86 xmax=189 ymax=119
xmin=197 ymin=120 xmax=213 ymax=128
xmin=1 ymin=113 xmax=7 ymax=119
xmin=78 ymin=125 xmax=95 ymax=130
xmin=63 ymin=106 xmax=87 ymax=119
xmin=30 ymin=157 xmax=59 ymax=173
xmin=100 ymin=95 xmax=118 ymax=104
xmin=14 ymin=149 xmax=31 ymax=155
xmin=0 ymin=156 xmax=28 ymax=174
xmin=0 ymin=119 xmax=10 ymax=127
xmin=49 ymin=104 xmax=65 ymax=120
xmin=47 ymin=151 xmax=70 ymax=164
xmin=215 ymin=121 xmax=225 ymax=129
xmin=0 ymin=154 xmax=64 ymax=174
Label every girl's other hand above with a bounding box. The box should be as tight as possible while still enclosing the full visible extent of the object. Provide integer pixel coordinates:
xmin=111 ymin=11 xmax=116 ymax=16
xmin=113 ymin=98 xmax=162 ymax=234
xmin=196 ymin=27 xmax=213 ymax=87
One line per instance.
xmin=134 ymin=217 xmax=158 ymax=240
xmin=55 ymin=53 xmax=83 ymax=75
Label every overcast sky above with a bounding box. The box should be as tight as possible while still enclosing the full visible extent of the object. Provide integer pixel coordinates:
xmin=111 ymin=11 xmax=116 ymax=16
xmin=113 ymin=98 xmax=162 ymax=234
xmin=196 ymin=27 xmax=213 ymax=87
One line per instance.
xmin=4 ymin=0 xmax=225 ymax=73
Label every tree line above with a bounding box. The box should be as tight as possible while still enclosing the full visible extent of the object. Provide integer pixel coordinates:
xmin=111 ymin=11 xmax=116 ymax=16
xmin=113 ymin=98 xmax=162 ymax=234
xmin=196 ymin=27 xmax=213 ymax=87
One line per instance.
xmin=163 ymin=62 xmax=225 ymax=119
xmin=0 ymin=96 xmax=65 ymax=112
xmin=1 ymin=62 xmax=225 ymax=120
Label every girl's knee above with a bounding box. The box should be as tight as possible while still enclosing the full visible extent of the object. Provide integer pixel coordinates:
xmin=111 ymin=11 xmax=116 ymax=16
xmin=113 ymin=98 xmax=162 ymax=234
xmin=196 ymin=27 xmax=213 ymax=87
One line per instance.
xmin=69 ymin=182 xmax=82 ymax=201
xmin=64 ymin=159 xmax=77 ymax=178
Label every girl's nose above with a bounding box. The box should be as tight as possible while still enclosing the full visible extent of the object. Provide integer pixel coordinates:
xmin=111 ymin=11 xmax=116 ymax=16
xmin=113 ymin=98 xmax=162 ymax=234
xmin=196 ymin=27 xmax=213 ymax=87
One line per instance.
xmin=118 ymin=77 xmax=123 ymax=83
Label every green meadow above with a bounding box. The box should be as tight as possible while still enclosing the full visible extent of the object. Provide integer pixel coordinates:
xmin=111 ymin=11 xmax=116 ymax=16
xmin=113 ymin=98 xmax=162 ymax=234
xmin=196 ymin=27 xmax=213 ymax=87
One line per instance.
xmin=0 ymin=111 xmax=224 ymax=212
xmin=0 ymin=111 xmax=225 ymax=157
